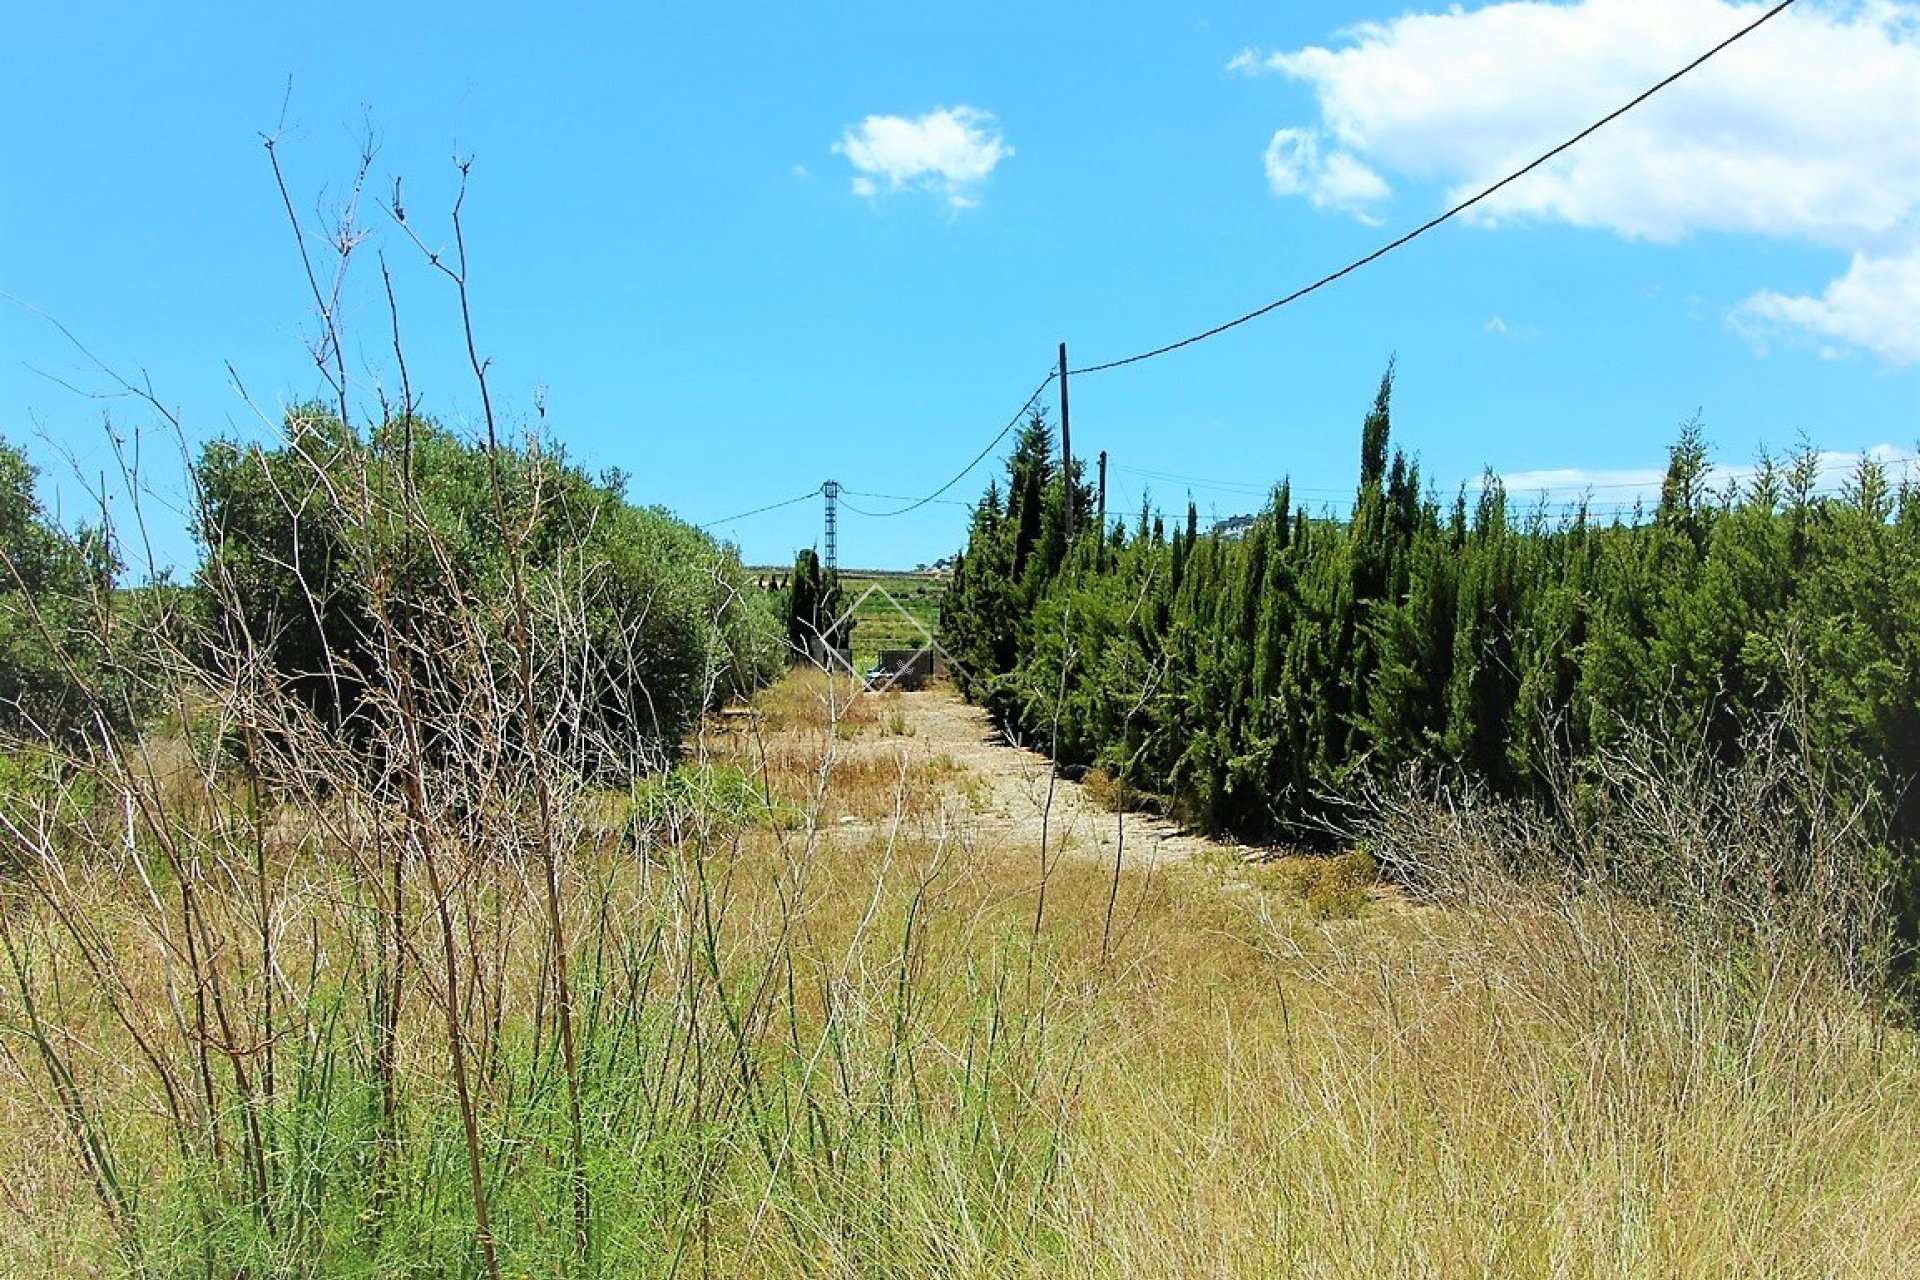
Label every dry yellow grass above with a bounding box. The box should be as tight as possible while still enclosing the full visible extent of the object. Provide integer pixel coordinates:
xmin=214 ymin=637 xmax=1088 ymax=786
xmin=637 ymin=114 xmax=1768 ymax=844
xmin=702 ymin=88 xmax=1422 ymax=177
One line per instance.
xmin=2 ymin=671 xmax=1916 ymax=1277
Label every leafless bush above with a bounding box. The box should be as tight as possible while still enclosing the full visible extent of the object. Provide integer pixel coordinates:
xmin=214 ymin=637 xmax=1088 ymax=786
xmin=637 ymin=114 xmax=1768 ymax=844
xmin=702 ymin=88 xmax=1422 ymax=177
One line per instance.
xmin=1351 ymin=694 xmax=1895 ymax=993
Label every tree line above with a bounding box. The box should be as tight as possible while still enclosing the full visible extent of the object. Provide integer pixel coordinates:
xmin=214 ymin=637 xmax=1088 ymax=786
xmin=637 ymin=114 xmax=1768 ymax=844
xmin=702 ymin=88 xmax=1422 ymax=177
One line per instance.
xmin=940 ymin=368 xmax=1920 ymax=941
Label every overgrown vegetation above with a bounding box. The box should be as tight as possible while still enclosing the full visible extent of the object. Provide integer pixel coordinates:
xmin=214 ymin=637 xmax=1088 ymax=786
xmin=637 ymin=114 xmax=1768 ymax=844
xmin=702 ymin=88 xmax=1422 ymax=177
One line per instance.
xmin=0 ymin=655 xmax=1070 ymax=1275
xmin=5 ymin=659 xmax=1919 ymax=1276
xmin=4 ymin=396 xmax=1916 ymax=1271
xmin=625 ymin=761 xmax=800 ymax=838
xmin=940 ymin=368 xmax=1920 ymax=976
xmin=196 ymin=407 xmax=781 ymax=780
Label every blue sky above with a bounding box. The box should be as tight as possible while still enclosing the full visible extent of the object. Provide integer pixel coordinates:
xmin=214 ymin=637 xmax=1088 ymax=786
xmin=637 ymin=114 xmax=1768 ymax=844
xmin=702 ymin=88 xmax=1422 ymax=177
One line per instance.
xmin=3 ymin=0 xmax=1916 ymax=574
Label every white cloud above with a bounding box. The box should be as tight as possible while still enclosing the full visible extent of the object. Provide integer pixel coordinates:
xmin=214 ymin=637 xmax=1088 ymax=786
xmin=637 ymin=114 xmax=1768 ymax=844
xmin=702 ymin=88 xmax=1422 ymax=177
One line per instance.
xmin=1484 ymin=315 xmax=1511 ymax=335
xmin=1318 ymin=149 xmax=1393 ymax=217
xmin=1237 ymin=0 xmax=1920 ymax=363
xmin=1263 ymin=128 xmax=1390 ymax=221
xmin=834 ymin=106 xmax=1012 ymax=209
xmin=1736 ymin=248 xmax=1920 ymax=364
xmin=1260 ymin=128 xmax=1316 ymax=198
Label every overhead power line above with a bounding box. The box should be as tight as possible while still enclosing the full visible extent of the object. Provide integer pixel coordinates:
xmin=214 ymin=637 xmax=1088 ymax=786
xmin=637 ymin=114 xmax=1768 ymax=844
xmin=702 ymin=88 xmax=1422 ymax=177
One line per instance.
xmin=700 ymin=485 xmax=821 ymax=529
xmin=835 ymin=368 xmax=1058 ymax=518
xmin=1069 ymin=0 xmax=1802 ymax=376
xmin=839 ymin=489 xmax=973 ymax=516
xmin=692 ymin=0 xmax=1825 ymax=542
xmin=1111 ymin=462 xmax=1294 ymax=498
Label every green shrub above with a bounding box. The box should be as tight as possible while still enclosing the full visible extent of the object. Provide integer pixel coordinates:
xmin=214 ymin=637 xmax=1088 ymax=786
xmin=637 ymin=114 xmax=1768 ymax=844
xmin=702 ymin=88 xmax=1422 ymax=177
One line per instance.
xmin=626 ymin=764 xmax=797 ymax=840
xmin=194 ymin=410 xmax=782 ymax=783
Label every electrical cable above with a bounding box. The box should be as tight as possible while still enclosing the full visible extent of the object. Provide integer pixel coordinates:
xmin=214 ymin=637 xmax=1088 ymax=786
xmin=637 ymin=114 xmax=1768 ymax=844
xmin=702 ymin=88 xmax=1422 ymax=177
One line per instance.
xmin=699 ymin=485 xmax=821 ymax=528
xmin=835 ymin=368 xmax=1058 ymax=517
xmin=1110 ymin=462 xmax=1298 ymax=497
xmin=1068 ymin=0 xmax=1802 ymax=376
xmin=839 ymin=489 xmax=974 ymax=516
xmin=697 ymin=0 xmax=1871 ymax=541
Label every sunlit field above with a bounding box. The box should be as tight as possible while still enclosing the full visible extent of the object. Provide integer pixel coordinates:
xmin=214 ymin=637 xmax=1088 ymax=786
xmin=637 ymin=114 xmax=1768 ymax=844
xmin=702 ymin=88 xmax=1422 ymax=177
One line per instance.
xmin=3 ymin=668 xmax=1914 ymax=1277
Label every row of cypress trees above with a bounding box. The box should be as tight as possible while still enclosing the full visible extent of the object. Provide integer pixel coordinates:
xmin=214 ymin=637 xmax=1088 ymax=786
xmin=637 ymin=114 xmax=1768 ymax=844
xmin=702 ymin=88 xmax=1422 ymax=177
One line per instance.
xmin=940 ymin=368 xmax=1920 ymax=920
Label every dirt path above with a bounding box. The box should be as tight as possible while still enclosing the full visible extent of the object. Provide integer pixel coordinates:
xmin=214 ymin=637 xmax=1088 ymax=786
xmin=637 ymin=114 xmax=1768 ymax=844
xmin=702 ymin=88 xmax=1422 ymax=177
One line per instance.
xmin=847 ymin=686 xmax=1251 ymax=870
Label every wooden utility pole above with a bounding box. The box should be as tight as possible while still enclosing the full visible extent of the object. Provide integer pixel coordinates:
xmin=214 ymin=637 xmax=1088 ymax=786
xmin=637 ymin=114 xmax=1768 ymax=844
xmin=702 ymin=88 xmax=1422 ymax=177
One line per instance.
xmin=1058 ymin=342 xmax=1074 ymax=540
xmin=1096 ymin=449 xmax=1108 ymax=538
xmin=1095 ymin=449 xmax=1109 ymax=570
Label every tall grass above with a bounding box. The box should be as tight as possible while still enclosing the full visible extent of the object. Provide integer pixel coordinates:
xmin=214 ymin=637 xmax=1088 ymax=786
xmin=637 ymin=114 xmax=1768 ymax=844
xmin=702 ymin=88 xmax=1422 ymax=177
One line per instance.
xmin=0 ymin=654 xmax=1081 ymax=1275
xmin=5 ymin=650 xmax=1920 ymax=1275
